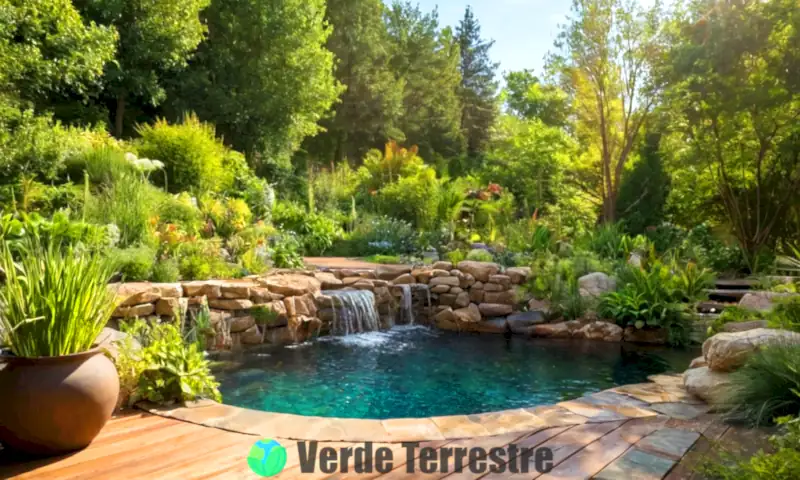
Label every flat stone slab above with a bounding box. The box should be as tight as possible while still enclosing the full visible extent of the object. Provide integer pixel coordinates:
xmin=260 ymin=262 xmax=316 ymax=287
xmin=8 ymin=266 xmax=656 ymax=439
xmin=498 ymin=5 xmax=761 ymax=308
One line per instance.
xmin=595 ymin=448 xmax=676 ymax=480
xmin=649 ymin=402 xmax=710 ymax=420
xmin=635 ymin=427 xmax=700 ymax=460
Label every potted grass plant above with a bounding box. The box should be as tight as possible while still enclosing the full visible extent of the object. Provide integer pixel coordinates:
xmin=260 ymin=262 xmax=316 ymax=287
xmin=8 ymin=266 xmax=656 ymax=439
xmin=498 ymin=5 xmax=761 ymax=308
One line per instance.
xmin=0 ymin=240 xmax=119 ymax=455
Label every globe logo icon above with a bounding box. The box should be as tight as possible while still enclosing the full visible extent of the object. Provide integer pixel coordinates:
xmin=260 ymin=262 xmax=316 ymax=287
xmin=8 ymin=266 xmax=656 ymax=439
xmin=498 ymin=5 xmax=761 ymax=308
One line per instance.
xmin=247 ymin=438 xmax=287 ymax=477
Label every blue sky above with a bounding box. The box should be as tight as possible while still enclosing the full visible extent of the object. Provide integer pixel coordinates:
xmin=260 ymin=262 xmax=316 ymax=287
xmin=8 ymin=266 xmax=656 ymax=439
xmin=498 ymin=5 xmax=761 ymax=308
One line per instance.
xmin=411 ymin=0 xmax=572 ymax=78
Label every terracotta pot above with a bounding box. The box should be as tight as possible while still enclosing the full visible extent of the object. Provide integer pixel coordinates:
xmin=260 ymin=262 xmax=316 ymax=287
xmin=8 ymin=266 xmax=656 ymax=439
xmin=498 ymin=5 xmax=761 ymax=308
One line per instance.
xmin=0 ymin=347 xmax=119 ymax=455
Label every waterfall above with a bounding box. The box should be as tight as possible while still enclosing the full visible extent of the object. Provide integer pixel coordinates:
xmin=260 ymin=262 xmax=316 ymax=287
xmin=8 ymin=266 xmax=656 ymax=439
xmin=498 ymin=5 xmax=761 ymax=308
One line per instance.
xmin=398 ymin=284 xmax=414 ymax=325
xmin=323 ymin=290 xmax=380 ymax=335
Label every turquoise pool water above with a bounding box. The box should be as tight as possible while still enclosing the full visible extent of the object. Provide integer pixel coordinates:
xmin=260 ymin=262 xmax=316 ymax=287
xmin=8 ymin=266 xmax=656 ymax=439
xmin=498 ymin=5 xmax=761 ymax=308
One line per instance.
xmin=213 ymin=326 xmax=698 ymax=419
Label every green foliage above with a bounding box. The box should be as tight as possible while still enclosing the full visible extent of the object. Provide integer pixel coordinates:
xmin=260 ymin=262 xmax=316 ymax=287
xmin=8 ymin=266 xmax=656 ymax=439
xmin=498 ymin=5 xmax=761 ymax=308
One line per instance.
xmin=456 ymin=5 xmax=498 ymax=158
xmin=504 ymin=220 xmax=556 ymax=256
xmin=202 ymin=196 xmax=252 ymax=240
xmin=151 ymin=257 xmax=180 ymax=282
xmin=1 ymin=211 xmax=112 ymax=252
xmin=118 ymin=319 xmax=221 ymax=405
xmin=177 ymin=239 xmax=234 ymax=280
xmin=136 ymin=115 xmax=232 ymax=194
xmin=616 ymin=133 xmax=670 ymax=235
xmin=466 ymin=249 xmax=494 ymax=262
xmin=484 ymin=115 xmax=574 ymax=217
xmin=583 ymin=223 xmax=634 ymax=261
xmin=503 ymin=69 xmax=569 ymax=127
xmin=0 ymin=240 xmax=117 ymax=357
xmin=599 ymin=260 xmax=712 ymax=346
xmin=0 ymin=0 xmax=116 ymax=108
xmin=250 ymin=305 xmax=280 ymax=327
xmin=708 ymin=306 xmax=764 ymax=336
xmin=0 ymin=113 xmax=75 ymax=182
xmin=268 ymin=234 xmax=304 ymax=269
xmin=445 ymin=249 xmax=467 ymax=265
xmin=157 ymin=193 xmax=203 ymax=236
xmin=77 ymin=0 xmax=209 ymax=135
xmin=376 ymin=167 xmax=440 ymax=229
xmin=112 ymin=246 xmax=156 ymax=282
xmin=169 ymin=0 xmax=340 ymax=163
xmin=333 ymin=215 xmax=418 ymax=256
xmin=272 ymin=201 xmax=341 ymax=256
xmin=768 ymin=297 xmax=800 ymax=333
xmin=699 ymin=416 xmax=800 ymax=480
xmin=363 ymin=254 xmax=402 ymax=265
xmin=725 ymin=343 xmax=800 ymax=425
xmin=65 ymin=146 xmax=136 ymax=186
xmin=85 ymin=173 xmax=157 ymax=248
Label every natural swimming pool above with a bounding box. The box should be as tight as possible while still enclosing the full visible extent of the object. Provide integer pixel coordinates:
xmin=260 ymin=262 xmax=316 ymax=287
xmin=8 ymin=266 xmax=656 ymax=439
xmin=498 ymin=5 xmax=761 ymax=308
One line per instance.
xmin=213 ymin=326 xmax=698 ymax=419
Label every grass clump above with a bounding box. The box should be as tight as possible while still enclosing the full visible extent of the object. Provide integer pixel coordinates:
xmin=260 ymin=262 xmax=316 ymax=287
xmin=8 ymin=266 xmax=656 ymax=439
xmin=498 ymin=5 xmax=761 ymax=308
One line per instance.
xmin=0 ymin=240 xmax=117 ymax=357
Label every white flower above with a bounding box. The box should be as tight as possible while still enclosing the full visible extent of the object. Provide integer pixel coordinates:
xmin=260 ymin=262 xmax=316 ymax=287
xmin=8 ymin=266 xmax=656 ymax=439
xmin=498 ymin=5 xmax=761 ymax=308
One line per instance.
xmin=125 ymin=152 xmax=138 ymax=163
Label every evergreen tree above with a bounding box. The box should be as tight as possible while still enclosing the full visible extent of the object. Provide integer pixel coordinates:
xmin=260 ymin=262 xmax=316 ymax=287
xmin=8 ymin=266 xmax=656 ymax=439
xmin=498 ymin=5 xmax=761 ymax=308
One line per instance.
xmin=456 ymin=6 xmax=499 ymax=160
xmin=616 ymin=132 xmax=670 ymax=235
xmin=304 ymin=0 xmax=404 ymax=166
xmin=385 ymin=2 xmax=464 ymax=161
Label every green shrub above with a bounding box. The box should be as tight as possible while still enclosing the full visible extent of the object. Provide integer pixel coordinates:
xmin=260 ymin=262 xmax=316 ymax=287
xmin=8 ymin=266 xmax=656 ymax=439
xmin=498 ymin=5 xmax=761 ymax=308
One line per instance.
xmin=157 ymin=193 xmax=203 ymax=236
xmin=0 ymin=112 xmax=73 ymax=182
xmin=699 ymin=416 xmax=800 ymax=480
xmin=64 ymin=146 xmax=136 ymax=186
xmin=112 ymin=246 xmax=156 ymax=281
xmin=1 ymin=211 xmax=112 ymax=252
xmin=332 ymin=215 xmax=418 ymax=256
xmin=466 ymin=248 xmax=494 ymax=262
xmin=445 ymin=249 xmax=467 ymax=265
xmin=363 ymin=254 xmax=402 ymax=264
xmin=202 ymin=196 xmax=252 ymax=239
xmin=504 ymin=220 xmax=555 ymax=255
xmin=269 ymin=234 xmax=304 ymax=268
xmin=709 ymin=306 xmax=764 ymax=336
xmin=118 ymin=319 xmax=221 ymax=405
xmin=583 ymin=223 xmax=633 ymax=260
xmin=272 ymin=201 xmax=341 ymax=255
xmin=151 ymin=257 xmax=180 ymax=282
xmin=598 ymin=260 xmax=708 ymax=346
xmin=724 ymin=343 xmax=800 ymax=425
xmin=376 ymin=168 xmax=440 ymax=229
xmin=0 ymin=239 xmax=117 ymax=356
xmin=86 ymin=174 xmax=157 ymax=248
xmin=768 ymin=297 xmax=800 ymax=332
xmin=177 ymin=239 xmax=234 ymax=280
xmin=136 ymin=114 xmax=233 ymax=194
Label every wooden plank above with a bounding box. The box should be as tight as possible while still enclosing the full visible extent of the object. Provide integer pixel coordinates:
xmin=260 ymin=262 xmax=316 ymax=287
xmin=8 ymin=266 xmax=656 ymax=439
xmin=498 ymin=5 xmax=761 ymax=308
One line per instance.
xmin=6 ymin=420 xmax=202 ymax=479
xmin=538 ymin=417 xmax=667 ymax=480
xmin=442 ymin=426 xmax=572 ymax=480
xmin=212 ymin=441 xmax=360 ymax=480
xmin=180 ymin=439 xmax=297 ymax=480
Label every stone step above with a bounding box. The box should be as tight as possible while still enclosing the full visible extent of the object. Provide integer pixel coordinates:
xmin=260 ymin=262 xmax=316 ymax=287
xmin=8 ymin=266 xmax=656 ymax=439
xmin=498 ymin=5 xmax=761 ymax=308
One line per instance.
xmin=697 ymin=301 xmax=730 ymax=313
xmin=706 ymin=289 xmax=749 ymax=302
xmin=714 ymin=279 xmax=757 ymax=290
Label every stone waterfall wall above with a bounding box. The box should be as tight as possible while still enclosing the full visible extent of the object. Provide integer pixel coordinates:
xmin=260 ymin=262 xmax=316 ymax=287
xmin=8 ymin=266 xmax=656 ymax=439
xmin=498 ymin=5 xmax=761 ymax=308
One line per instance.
xmin=109 ymin=260 xmax=532 ymax=350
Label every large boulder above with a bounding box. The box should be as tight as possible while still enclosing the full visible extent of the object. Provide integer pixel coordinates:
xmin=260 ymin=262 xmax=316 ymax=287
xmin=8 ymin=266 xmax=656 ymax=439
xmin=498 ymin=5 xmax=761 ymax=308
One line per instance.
xmin=578 ymin=272 xmax=616 ymax=298
xmin=377 ymin=265 xmax=412 ymax=281
xmin=110 ymin=282 xmax=160 ymax=306
xmin=392 ymin=273 xmax=415 ymax=285
xmin=453 ymin=303 xmax=482 ymax=323
xmin=456 ymin=261 xmax=500 ymax=283
xmin=429 ymin=276 xmax=460 ymax=287
xmin=507 ymin=311 xmax=547 ymax=335
xmin=738 ymin=292 xmax=793 ymax=312
xmin=313 ymin=271 xmax=343 ymax=289
xmin=505 ymin=267 xmax=531 ymax=285
xmin=577 ymin=321 xmax=623 ymax=342
xmin=260 ymin=274 xmax=321 ymax=297
xmin=683 ymin=367 xmax=732 ymax=404
xmin=478 ymin=303 xmax=513 ymax=317
xmin=532 ymin=322 xmax=572 ymax=338
xmin=703 ymin=328 xmax=800 ymax=372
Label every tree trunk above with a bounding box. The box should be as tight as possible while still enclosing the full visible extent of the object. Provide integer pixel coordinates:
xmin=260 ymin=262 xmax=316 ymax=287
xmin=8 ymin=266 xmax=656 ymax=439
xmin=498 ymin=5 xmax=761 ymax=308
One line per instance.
xmin=114 ymin=96 xmax=126 ymax=138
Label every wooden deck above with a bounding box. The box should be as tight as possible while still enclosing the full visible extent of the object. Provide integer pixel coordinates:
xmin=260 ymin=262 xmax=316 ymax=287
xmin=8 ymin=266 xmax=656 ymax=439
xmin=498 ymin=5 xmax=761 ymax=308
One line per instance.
xmin=0 ymin=411 xmax=773 ymax=479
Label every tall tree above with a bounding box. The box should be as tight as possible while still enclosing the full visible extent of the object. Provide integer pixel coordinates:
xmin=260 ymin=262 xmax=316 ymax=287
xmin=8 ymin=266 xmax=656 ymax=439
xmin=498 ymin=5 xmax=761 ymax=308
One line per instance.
xmin=456 ymin=6 xmax=499 ymax=159
xmin=0 ymin=0 xmax=116 ymax=114
xmin=385 ymin=2 xmax=464 ymax=161
xmin=304 ymin=0 xmax=403 ymax=166
xmin=74 ymin=0 xmax=208 ymax=137
xmin=167 ymin=0 xmax=341 ymax=170
xmin=550 ymin=0 xmax=663 ymax=223
xmin=660 ymin=0 xmax=800 ymax=267
xmin=503 ymin=70 xmax=569 ymax=127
